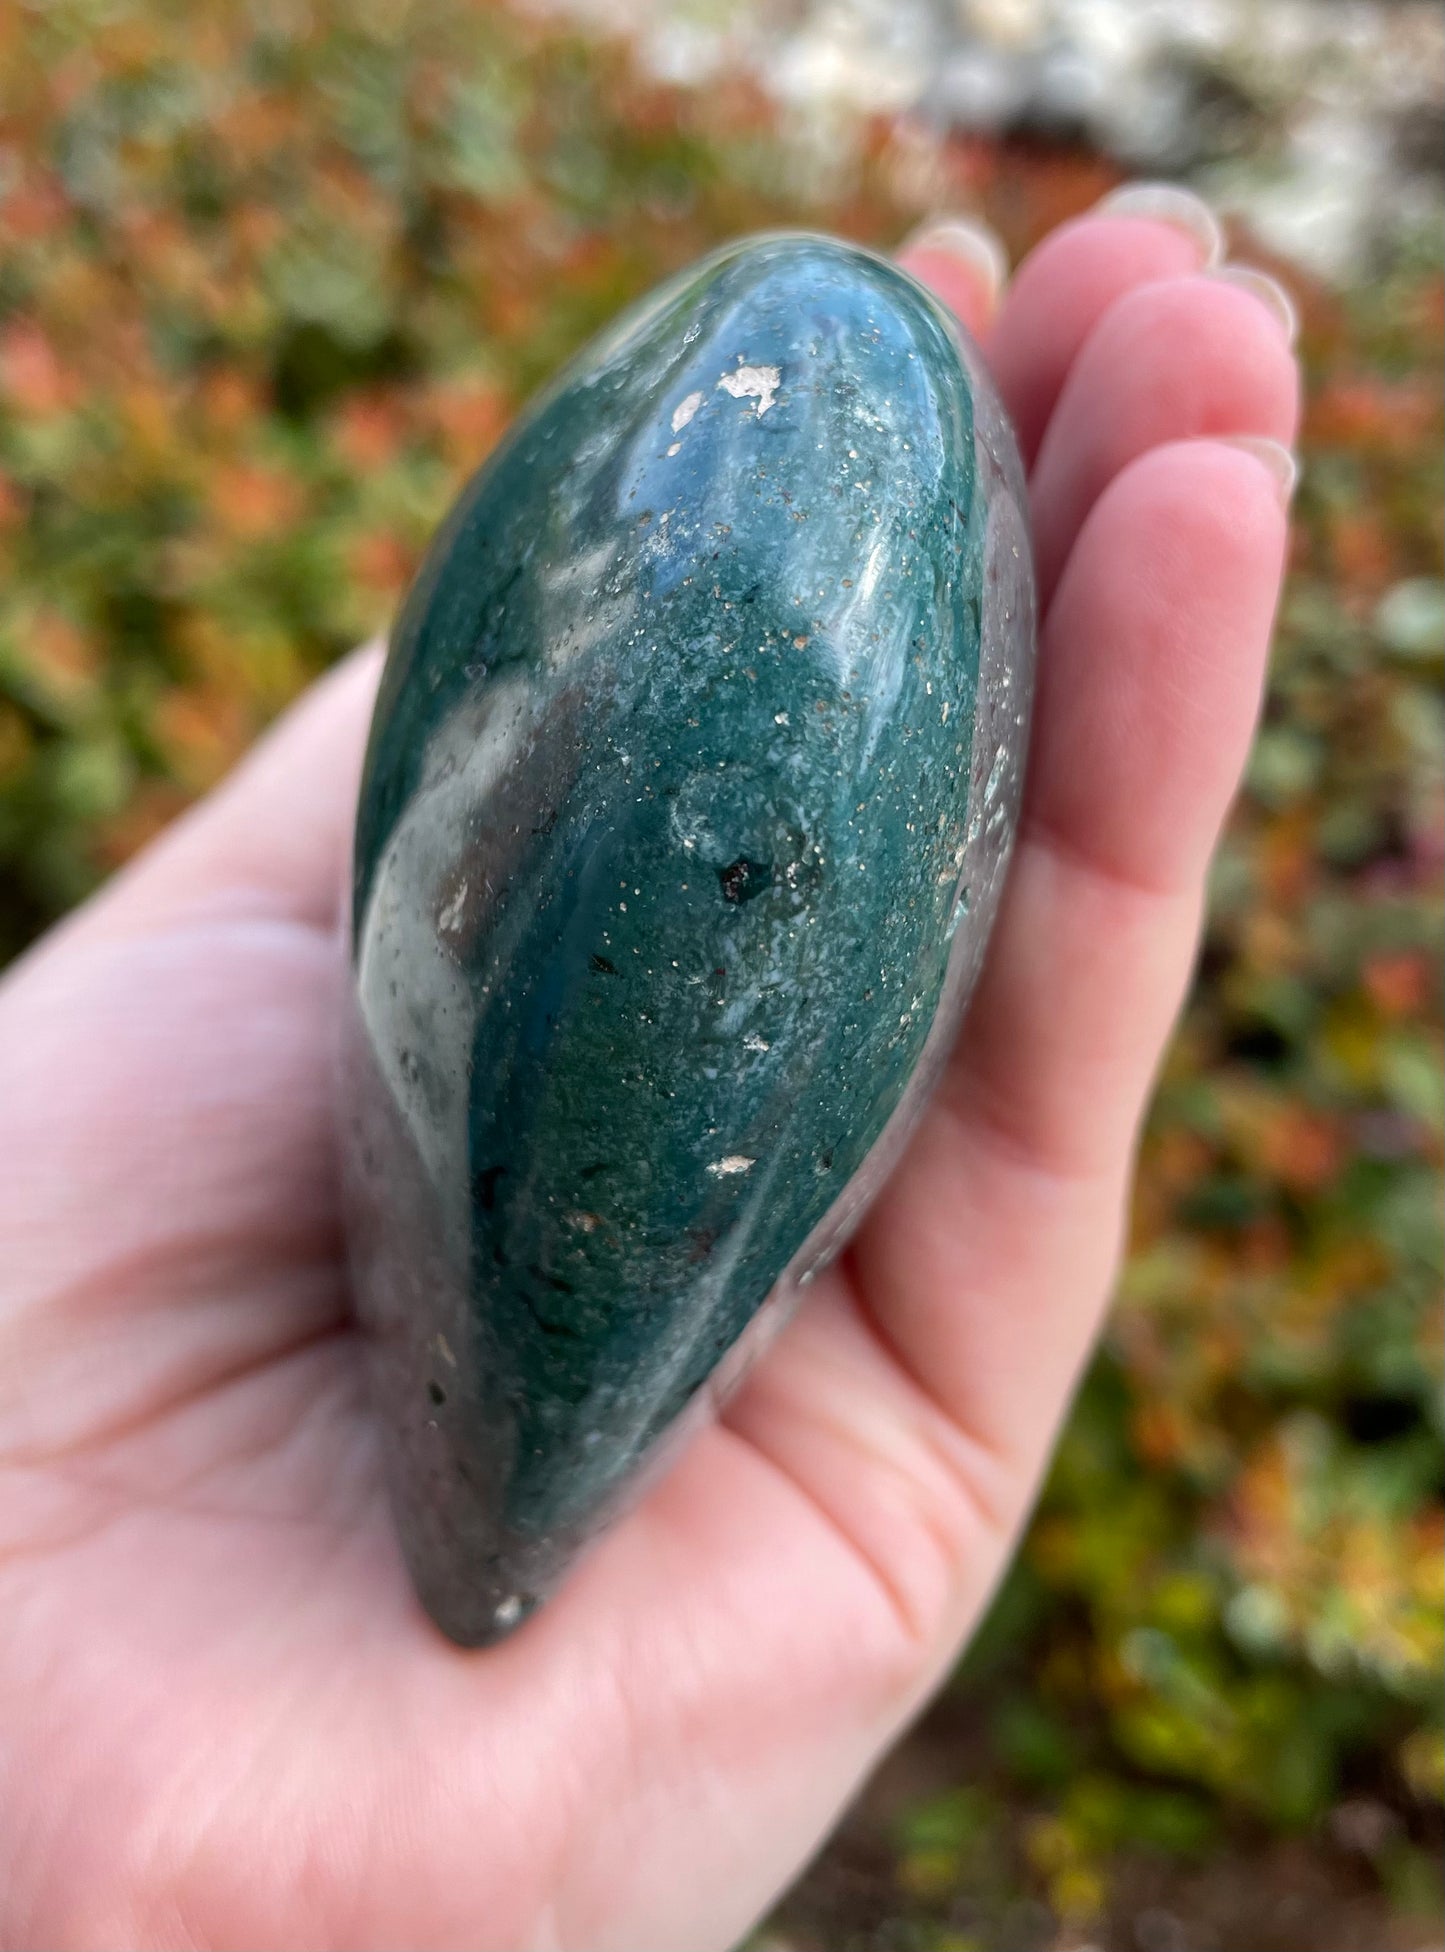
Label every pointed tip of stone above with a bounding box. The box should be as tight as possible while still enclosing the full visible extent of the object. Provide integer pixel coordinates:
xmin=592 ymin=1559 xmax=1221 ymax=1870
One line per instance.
xmin=417 ymin=1573 xmax=542 ymax=1649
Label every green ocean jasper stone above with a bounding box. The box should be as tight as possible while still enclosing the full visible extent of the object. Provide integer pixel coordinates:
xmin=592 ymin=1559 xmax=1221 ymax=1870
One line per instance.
xmin=341 ymin=233 xmax=1035 ymax=1644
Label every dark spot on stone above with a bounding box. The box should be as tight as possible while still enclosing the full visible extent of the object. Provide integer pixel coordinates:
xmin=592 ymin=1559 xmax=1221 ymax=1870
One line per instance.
xmin=718 ymin=857 xmax=772 ymax=904
xmin=579 ymin=1161 xmax=608 ymax=1180
xmin=590 ymin=953 xmax=618 ymax=974
xmin=428 ymin=1380 xmax=447 ymax=1406
xmin=519 ymin=1290 xmax=583 ymax=1339
xmin=817 ymin=1149 xmax=834 ymax=1172
xmin=475 ymin=1164 xmax=507 ymax=1211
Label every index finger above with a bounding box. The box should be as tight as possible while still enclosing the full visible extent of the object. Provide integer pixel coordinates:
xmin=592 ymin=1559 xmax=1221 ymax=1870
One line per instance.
xmin=984 ymin=184 xmax=1224 ymax=463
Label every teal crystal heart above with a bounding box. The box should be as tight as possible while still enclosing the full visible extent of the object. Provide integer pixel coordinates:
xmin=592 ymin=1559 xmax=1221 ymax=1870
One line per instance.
xmin=341 ymin=233 xmax=1035 ymax=1643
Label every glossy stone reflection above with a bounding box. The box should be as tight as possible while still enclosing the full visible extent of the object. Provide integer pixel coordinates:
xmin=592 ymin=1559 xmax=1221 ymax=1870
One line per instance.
xmin=341 ymin=233 xmax=1035 ymax=1645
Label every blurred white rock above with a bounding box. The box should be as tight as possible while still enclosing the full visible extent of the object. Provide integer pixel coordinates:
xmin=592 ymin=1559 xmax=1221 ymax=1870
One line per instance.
xmin=519 ymin=0 xmax=1445 ymax=279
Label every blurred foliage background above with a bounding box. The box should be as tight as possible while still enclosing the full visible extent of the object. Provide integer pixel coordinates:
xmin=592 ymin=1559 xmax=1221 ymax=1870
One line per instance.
xmin=0 ymin=2 xmax=1439 ymax=1947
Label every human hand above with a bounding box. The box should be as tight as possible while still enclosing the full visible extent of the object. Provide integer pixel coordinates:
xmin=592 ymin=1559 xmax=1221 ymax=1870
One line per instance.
xmin=0 ymin=190 xmax=1298 ymax=1951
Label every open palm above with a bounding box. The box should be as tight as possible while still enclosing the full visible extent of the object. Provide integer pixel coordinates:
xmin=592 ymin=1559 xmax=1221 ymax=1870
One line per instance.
xmin=0 ymin=195 xmax=1298 ymax=1951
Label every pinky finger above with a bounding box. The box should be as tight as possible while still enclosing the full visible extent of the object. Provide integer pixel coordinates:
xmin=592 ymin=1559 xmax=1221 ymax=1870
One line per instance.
xmin=896 ymin=217 xmax=1008 ymax=343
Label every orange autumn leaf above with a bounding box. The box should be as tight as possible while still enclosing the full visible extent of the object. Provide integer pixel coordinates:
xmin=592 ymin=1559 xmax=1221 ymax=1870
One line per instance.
xmin=1363 ymin=950 xmax=1432 ymax=1018
xmin=117 ymin=381 xmax=185 ymax=465
xmin=1238 ymin=1215 xmax=1293 ymax=1271
xmin=92 ymin=778 xmax=192 ymax=870
xmin=0 ymin=321 xmax=76 ymax=416
xmin=1309 ymin=374 xmax=1441 ymax=452
xmin=0 ymin=473 xmax=26 ymax=532
xmin=1240 ymin=903 xmax=1303 ymax=975
xmin=212 ymin=91 xmax=307 ymax=164
xmin=0 ymin=702 xmax=32 ymax=781
xmin=1329 ymin=508 xmax=1398 ymax=593
xmin=90 ymin=13 xmax=163 ymax=73
xmin=334 ymin=391 xmax=413 ymax=472
xmin=231 ymin=202 xmax=287 ymax=257
xmin=209 ymin=461 xmax=305 ymax=540
xmin=422 ymin=378 xmax=510 ymax=467
xmin=484 ymin=278 xmax=542 ymax=339
xmin=23 ymin=608 xmax=100 ymax=704
xmin=349 ymin=528 xmax=417 ymax=594
xmin=0 ymin=171 xmax=69 ymax=244
xmin=1255 ymin=811 xmax=1316 ymax=907
xmin=1257 ymin=1106 xmax=1344 ymax=1193
xmin=1228 ymin=1443 xmax=1295 ymax=1566
xmin=199 ymin=369 xmax=267 ymax=438
xmin=1133 ymin=1398 xmax=1191 ymax=1467
xmin=153 ymin=685 xmax=253 ymax=789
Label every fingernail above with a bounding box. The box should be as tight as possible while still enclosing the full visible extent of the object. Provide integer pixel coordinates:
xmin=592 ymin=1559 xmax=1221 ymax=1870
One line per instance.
xmin=1208 ymin=264 xmax=1299 ymax=345
xmin=899 ymin=216 xmax=1009 ymax=304
xmin=1221 ymin=434 xmax=1299 ymax=506
xmin=1096 ymin=181 xmax=1223 ymax=267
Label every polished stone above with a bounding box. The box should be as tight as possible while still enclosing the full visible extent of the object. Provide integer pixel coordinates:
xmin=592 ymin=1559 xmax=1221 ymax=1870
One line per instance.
xmin=341 ymin=233 xmax=1035 ymax=1645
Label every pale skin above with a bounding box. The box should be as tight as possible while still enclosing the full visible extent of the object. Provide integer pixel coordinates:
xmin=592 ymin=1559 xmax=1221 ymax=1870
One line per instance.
xmin=0 ymin=196 xmax=1300 ymax=1951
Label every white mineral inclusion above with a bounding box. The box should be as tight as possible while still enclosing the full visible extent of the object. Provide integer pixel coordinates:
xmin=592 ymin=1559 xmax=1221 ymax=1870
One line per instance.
xmin=716 ymin=361 xmax=781 ymax=415
xmin=707 ymin=1154 xmax=757 ymax=1177
xmin=671 ymin=389 xmax=705 ymax=432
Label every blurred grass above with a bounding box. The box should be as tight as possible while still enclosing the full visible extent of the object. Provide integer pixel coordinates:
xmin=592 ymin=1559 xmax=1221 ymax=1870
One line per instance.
xmin=0 ymin=3 xmax=1440 ymax=1946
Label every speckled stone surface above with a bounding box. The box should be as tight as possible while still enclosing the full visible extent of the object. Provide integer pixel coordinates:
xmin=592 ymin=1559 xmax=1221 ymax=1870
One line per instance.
xmin=340 ymin=233 xmax=1035 ymax=1645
